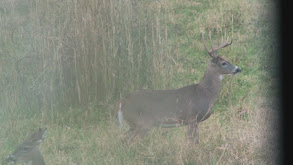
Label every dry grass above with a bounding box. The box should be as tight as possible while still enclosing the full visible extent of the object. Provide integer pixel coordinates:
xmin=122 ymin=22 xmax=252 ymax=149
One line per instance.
xmin=28 ymin=96 xmax=277 ymax=165
xmin=0 ymin=0 xmax=280 ymax=164
xmin=1 ymin=97 xmax=279 ymax=164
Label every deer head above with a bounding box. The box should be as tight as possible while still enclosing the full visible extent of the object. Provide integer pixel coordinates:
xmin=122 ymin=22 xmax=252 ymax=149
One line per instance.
xmin=7 ymin=128 xmax=47 ymax=165
xmin=202 ymin=31 xmax=241 ymax=76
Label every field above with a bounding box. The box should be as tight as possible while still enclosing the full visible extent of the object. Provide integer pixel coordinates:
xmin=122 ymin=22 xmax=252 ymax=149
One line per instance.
xmin=0 ymin=0 xmax=280 ymax=164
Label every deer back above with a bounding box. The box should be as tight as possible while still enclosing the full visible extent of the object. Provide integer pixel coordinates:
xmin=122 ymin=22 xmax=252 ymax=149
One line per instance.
xmin=121 ymin=84 xmax=217 ymax=127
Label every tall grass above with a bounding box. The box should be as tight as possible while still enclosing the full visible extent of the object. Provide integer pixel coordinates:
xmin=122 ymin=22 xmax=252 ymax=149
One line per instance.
xmin=0 ymin=0 xmax=280 ymax=164
xmin=0 ymin=0 xmax=176 ymax=110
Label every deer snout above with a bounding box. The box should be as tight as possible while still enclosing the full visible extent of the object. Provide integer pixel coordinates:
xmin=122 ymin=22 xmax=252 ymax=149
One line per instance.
xmin=233 ymin=66 xmax=241 ymax=74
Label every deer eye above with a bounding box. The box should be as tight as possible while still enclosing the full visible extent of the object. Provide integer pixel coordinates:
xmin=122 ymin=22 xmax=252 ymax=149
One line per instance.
xmin=221 ymin=62 xmax=227 ymax=66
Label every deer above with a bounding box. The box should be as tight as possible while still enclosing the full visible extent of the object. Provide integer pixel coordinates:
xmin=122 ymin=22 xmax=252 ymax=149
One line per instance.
xmin=7 ymin=128 xmax=47 ymax=165
xmin=116 ymin=32 xmax=241 ymax=145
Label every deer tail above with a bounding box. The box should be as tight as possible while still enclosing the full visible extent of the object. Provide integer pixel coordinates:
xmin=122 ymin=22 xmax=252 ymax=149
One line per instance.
xmin=117 ymin=102 xmax=123 ymax=127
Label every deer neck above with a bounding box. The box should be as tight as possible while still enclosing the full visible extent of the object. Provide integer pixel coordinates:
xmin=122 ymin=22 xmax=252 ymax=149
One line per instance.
xmin=30 ymin=148 xmax=45 ymax=165
xmin=198 ymin=65 xmax=222 ymax=96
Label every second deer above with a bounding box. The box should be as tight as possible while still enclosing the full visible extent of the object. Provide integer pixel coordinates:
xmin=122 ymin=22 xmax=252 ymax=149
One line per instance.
xmin=117 ymin=32 xmax=241 ymax=145
xmin=7 ymin=128 xmax=47 ymax=165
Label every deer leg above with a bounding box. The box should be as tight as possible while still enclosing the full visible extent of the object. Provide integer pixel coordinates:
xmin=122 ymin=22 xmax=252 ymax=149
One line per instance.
xmin=124 ymin=127 xmax=135 ymax=138
xmin=187 ymin=122 xmax=199 ymax=145
xmin=135 ymin=128 xmax=149 ymax=137
xmin=123 ymin=126 xmax=149 ymax=143
xmin=122 ymin=127 xmax=138 ymax=145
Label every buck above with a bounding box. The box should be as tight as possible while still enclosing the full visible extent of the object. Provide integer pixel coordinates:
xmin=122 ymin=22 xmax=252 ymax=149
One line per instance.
xmin=117 ymin=32 xmax=241 ymax=144
xmin=7 ymin=128 xmax=47 ymax=165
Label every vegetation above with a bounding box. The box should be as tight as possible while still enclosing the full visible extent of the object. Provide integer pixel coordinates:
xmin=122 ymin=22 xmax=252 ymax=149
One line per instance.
xmin=0 ymin=0 xmax=280 ymax=164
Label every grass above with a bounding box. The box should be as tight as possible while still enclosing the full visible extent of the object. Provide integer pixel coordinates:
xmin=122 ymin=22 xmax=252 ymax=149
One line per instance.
xmin=0 ymin=0 xmax=280 ymax=164
xmin=1 ymin=98 xmax=278 ymax=164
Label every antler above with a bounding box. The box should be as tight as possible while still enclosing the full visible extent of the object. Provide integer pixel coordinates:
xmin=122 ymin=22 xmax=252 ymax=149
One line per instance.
xmin=202 ymin=31 xmax=232 ymax=58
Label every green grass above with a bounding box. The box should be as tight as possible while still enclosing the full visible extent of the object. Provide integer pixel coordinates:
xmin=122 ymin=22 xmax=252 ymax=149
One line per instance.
xmin=0 ymin=0 xmax=279 ymax=164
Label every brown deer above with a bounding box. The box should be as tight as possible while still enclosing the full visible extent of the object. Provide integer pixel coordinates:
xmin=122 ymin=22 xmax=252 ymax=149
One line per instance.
xmin=7 ymin=128 xmax=47 ymax=165
xmin=117 ymin=32 xmax=241 ymax=144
